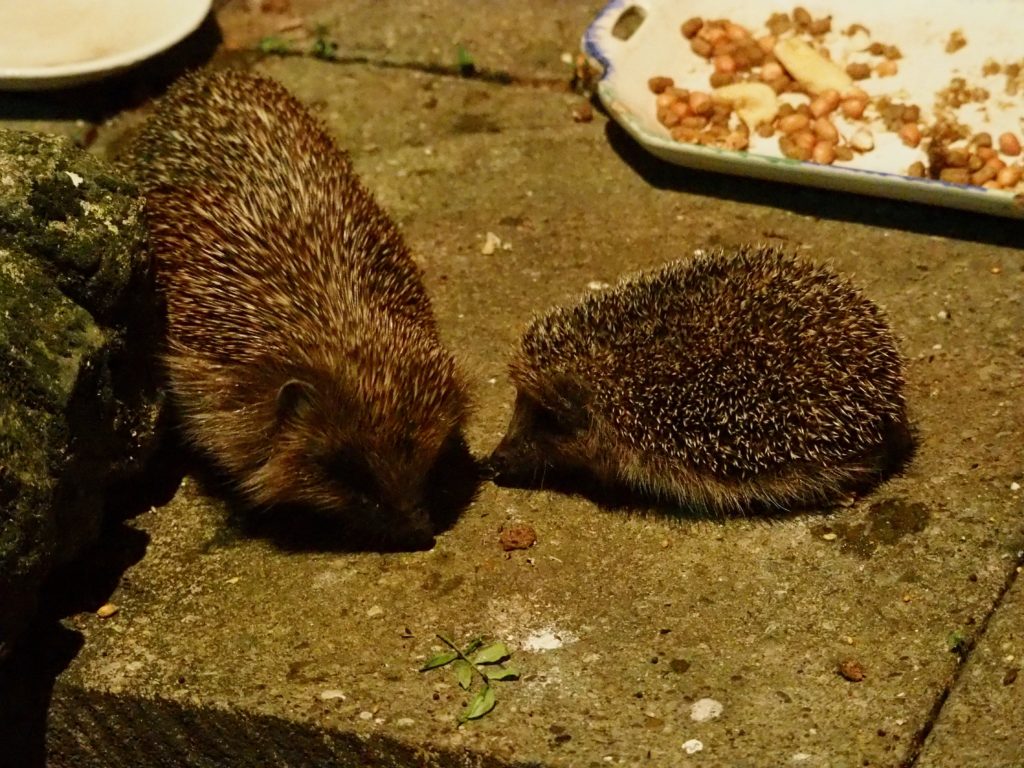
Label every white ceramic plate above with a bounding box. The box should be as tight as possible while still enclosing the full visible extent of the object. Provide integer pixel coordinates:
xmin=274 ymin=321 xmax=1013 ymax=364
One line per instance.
xmin=583 ymin=0 xmax=1024 ymax=218
xmin=0 ymin=0 xmax=212 ymax=90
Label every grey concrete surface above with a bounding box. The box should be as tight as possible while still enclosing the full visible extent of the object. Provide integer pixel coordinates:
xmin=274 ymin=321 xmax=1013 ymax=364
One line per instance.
xmin=2 ymin=1 xmax=1023 ymax=766
xmin=916 ymin=564 xmax=1024 ymax=768
xmin=216 ymin=0 xmax=596 ymax=81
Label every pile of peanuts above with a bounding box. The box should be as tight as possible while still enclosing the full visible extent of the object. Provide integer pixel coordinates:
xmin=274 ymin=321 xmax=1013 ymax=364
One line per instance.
xmin=650 ymin=81 xmax=752 ymax=150
xmin=926 ymin=132 xmax=1023 ymax=189
xmin=771 ymin=89 xmax=870 ymax=164
xmin=649 ymin=7 xmax=1024 ymax=192
xmin=682 ymin=9 xmax=902 ymax=92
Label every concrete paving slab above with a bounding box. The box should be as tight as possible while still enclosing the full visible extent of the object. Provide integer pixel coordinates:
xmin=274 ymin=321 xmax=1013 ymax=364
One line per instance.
xmin=916 ymin=564 xmax=1024 ymax=768
xmin=216 ymin=0 xmax=598 ymax=82
xmin=36 ymin=54 xmax=1024 ymax=768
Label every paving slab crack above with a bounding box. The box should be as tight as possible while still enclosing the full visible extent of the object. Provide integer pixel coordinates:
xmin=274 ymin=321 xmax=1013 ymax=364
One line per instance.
xmin=253 ymin=50 xmax=575 ymax=91
xmin=901 ymin=545 xmax=1024 ymax=767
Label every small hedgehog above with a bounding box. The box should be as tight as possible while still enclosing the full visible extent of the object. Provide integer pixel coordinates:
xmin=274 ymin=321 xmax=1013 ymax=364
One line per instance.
xmin=128 ymin=69 xmax=470 ymax=545
xmin=489 ymin=246 xmax=913 ymax=513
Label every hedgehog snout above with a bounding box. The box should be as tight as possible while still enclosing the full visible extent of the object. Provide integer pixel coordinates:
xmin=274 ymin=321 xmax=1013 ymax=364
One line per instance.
xmin=487 ymin=431 xmax=546 ymax=487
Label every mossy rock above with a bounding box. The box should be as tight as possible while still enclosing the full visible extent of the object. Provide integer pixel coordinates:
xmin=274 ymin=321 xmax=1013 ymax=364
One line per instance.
xmin=0 ymin=128 xmax=165 ymax=661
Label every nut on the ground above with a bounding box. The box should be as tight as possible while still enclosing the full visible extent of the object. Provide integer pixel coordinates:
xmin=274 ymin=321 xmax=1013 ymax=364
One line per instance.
xmin=838 ymin=659 xmax=866 ymax=682
xmin=499 ymin=522 xmax=538 ymax=551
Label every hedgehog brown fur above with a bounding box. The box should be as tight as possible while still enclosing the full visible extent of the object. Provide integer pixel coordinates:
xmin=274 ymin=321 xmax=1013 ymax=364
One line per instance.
xmin=128 ymin=69 xmax=470 ymax=545
xmin=489 ymin=245 xmax=913 ymax=513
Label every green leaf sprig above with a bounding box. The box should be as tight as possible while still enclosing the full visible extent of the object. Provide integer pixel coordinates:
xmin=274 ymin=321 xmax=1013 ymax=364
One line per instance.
xmin=420 ymin=634 xmax=519 ymax=723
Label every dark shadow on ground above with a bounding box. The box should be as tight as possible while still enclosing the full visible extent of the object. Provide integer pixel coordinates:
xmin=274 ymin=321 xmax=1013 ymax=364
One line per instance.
xmin=47 ymin=687 xmax=543 ymax=768
xmin=0 ymin=430 xmax=186 ymax=768
xmin=0 ymin=521 xmax=152 ymax=768
xmin=0 ymin=12 xmax=223 ymax=127
xmin=211 ymin=433 xmax=484 ymax=554
xmin=603 ymin=118 xmax=1024 ymax=249
xmin=487 ymin=429 xmax=918 ymax=525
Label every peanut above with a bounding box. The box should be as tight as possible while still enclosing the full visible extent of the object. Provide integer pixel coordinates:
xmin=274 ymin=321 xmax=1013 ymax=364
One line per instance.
xmin=840 ymin=98 xmax=867 ymax=119
xmin=899 ymin=123 xmax=921 ymax=148
xmin=996 ymin=165 xmax=1022 ymax=187
xmin=714 ymin=54 xmax=737 ymax=74
xmin=999 ymin=132 xmax=1021 ymax=156
xmin=649 ymin=77 xmax=674 ymax=95
xmin=876 ymin=60 xmax=898 ymax=77
xmin=689 ymin=91 xmax=714 ymax=115
xmin=778 ymin=113 xmax=811 ymax=134
xmin=812 ymin=140 xmax=836 ymax=164
xmin=813 ymin=117 xmax=839 ymax=143
xmin=971 ymin=165 xmax=997 ymax=186
xmin=809 ymin=89 xmax=841 ymax=117
xmin=939 ymin=167 xmax=970 ymax=184
xmin=907 ymin=161 xmax=926 ymax=177
xmin=845 ymin=62 xmax=871 ymax=80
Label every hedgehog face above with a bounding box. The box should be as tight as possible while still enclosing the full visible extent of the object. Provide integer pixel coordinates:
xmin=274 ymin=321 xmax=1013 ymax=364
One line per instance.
xmin=489 ymin=375 xmax=601 ymax=491
xmin=244 ymin=369 xmax=469 ymax=548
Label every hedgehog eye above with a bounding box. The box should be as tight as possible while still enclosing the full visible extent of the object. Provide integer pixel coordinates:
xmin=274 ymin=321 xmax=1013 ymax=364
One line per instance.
xmin=323 ymin=450 xmax=378 ymax=498
xmin=533 ymin=403 xmax=582 ymax=438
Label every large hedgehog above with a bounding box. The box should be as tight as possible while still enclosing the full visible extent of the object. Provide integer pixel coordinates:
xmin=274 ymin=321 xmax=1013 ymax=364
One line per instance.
xmin=128 ymin=69 xmax=470 ymax=545
xmin=489 ymin=246 xmax=913 ymax=513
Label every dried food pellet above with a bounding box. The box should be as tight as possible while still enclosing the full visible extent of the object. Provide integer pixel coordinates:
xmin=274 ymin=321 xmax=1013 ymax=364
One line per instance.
xmin=876 ymin=60 xmax=898 ymax=77
xmin=808 ymin=17 xmax=832 ymax=36
xmin=766 ymin=13 xmax=791 ymax=36
xmin=945 ymin=30 xmax=967 ymax=54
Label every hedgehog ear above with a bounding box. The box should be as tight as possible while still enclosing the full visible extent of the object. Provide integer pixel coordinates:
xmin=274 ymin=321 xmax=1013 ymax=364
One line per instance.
xmin=276 ymin=378 xmax=318 ymax=428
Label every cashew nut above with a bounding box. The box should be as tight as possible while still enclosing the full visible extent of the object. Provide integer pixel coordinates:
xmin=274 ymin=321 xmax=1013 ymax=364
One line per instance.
xmin=712 ymin=82 xmax=779 ymax=132
xmin=773 ymin=38 xmax=853 ymax=95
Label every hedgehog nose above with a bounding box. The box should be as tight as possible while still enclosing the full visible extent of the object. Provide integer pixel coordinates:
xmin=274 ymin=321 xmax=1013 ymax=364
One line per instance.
xmin=396 ymin=506 xmax=436 ymax=550
xmin=486 ymin=437 xmax=535 ymax=487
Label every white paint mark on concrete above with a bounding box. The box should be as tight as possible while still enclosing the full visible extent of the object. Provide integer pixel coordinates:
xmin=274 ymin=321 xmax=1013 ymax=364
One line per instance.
xmin=522 ymin=628 xmax=578 ymax=651
xmin=682 ymin=738 xmax=704 ymax=754
xmin=690 ymin=698 xmax=724 ymax=722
